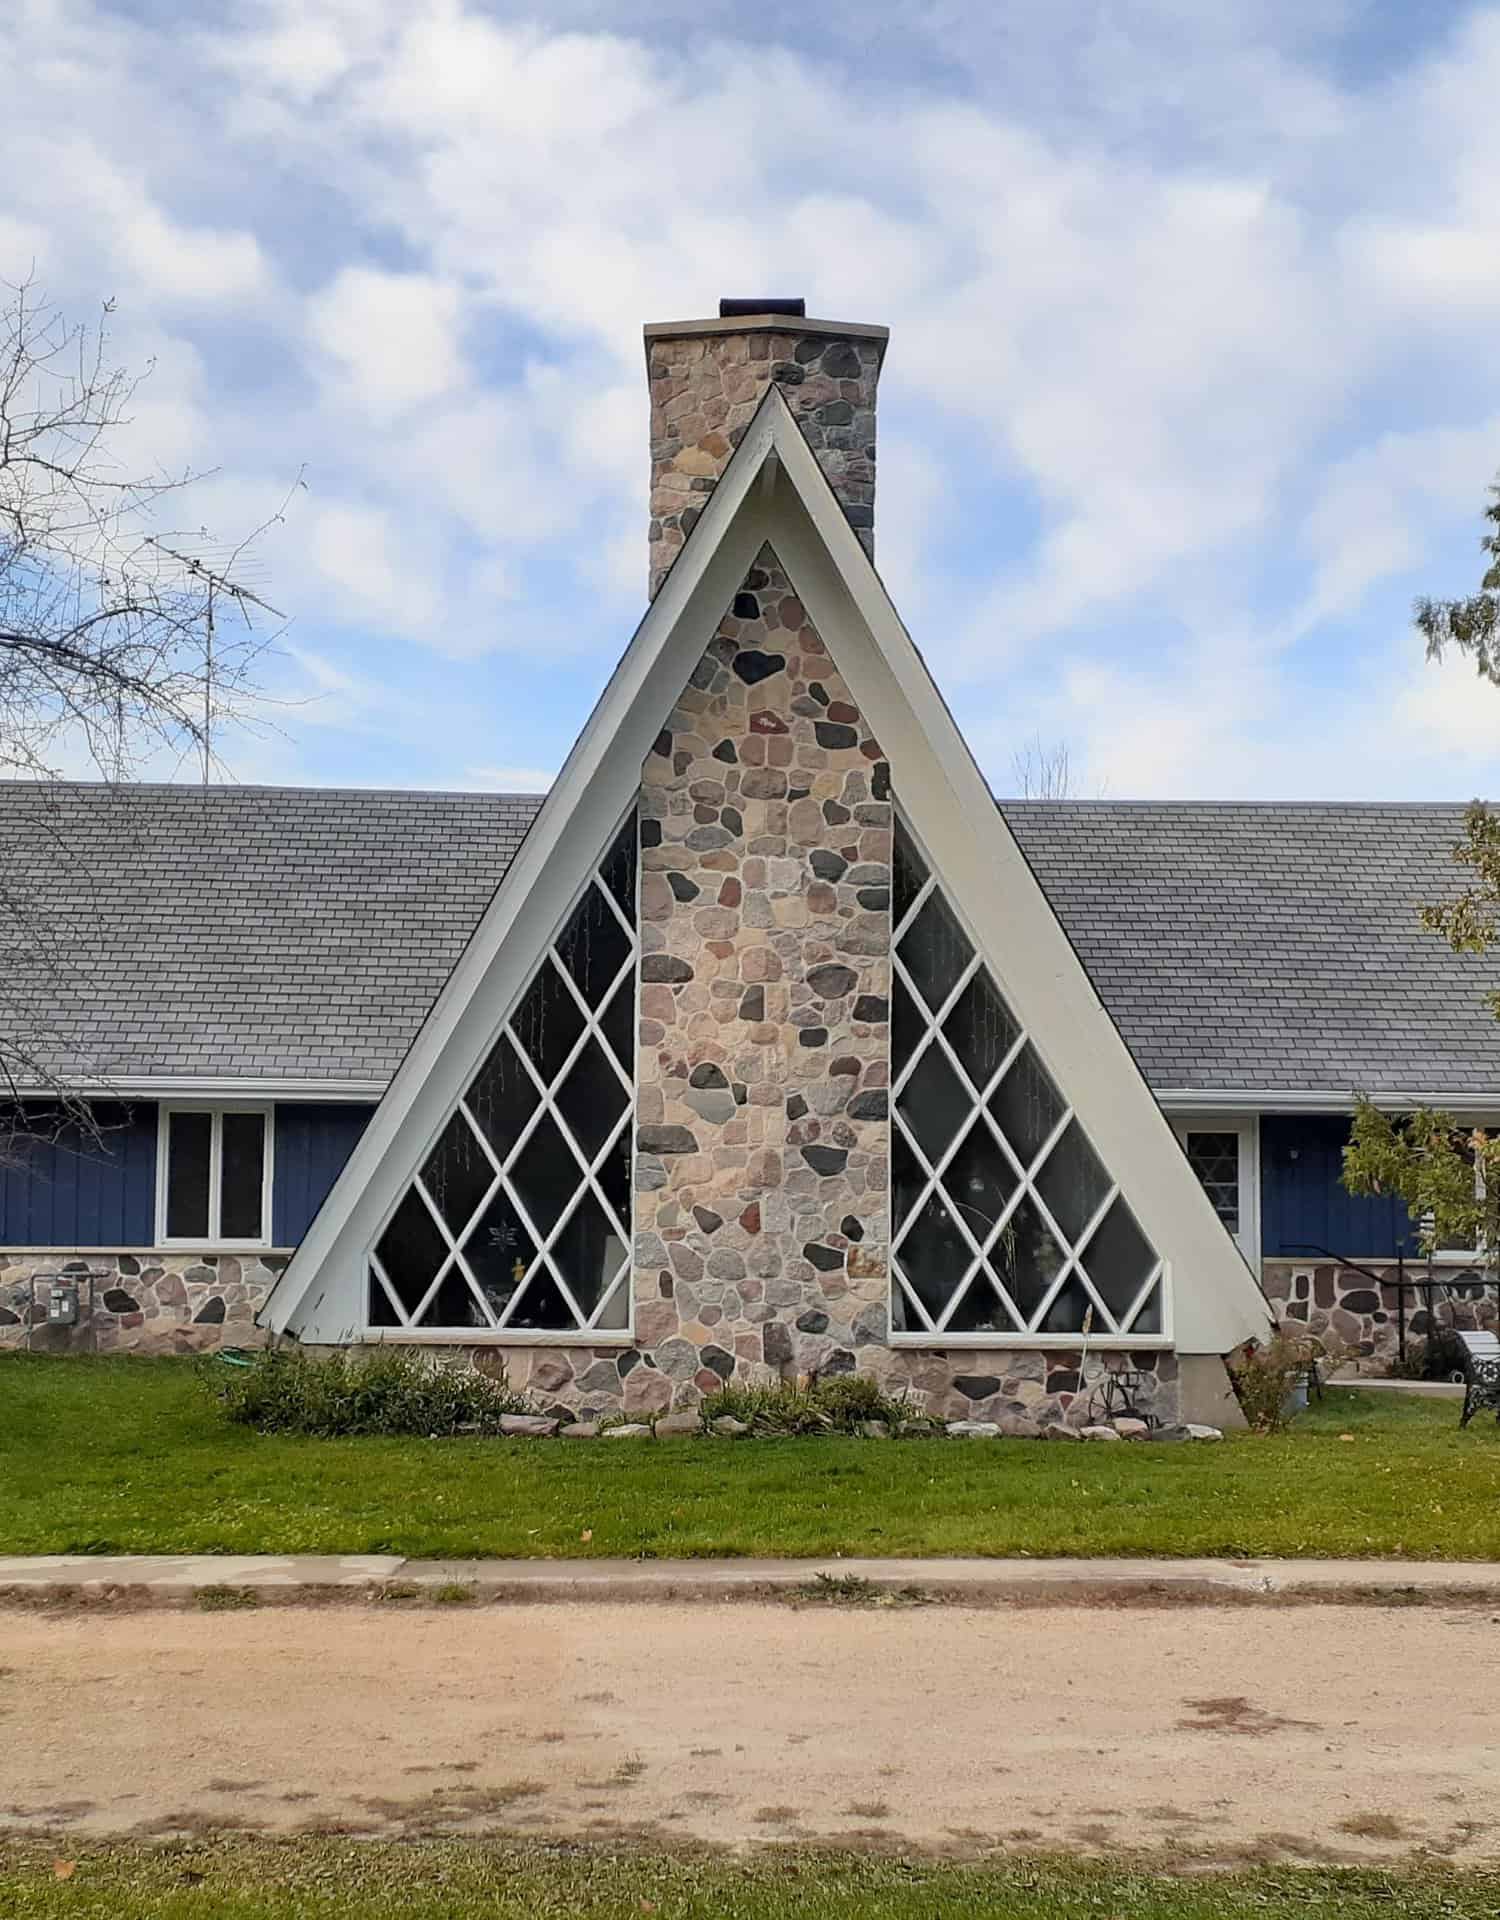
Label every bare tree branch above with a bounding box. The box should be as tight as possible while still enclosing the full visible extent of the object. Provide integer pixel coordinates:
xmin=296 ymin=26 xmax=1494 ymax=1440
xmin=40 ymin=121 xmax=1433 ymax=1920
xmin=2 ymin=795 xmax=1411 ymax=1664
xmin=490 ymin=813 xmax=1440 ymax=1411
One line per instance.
xmin=0 ymin=274 xmax=293 ymax=1157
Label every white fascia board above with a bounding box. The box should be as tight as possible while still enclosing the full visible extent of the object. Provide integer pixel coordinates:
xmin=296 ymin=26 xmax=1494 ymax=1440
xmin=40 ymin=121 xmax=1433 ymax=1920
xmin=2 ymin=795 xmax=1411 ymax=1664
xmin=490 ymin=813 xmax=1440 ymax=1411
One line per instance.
xmin=1156 ymin=1088 xmax=1500 ymax=1115
xmin=9 ymin=1078 xmax=384 ymax=1104
xmin=260 ymin=398 xmax=788 ymax=1337
xmin=759 ymin=401 xmax=1271 ymax=1355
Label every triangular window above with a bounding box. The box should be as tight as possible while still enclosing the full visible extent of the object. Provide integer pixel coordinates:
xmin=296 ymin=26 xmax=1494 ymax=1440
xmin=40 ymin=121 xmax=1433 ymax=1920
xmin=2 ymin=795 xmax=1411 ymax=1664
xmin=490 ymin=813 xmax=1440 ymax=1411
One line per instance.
xmin=890 ymin=816 xmax=1165 ymax=1341
xmin=367 ymin=814 xmax=638 ymax=1334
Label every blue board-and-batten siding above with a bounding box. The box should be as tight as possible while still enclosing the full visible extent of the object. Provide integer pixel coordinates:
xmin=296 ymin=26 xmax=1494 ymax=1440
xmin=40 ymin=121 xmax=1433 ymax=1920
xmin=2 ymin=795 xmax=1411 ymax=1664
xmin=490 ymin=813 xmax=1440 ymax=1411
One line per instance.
xmin=0 ymin=1103 xmax=158 ymax=1246
xmin=1 ymin=1100 xmax=373 ymax=1249
xmin=1260 ymin=1113 xmax=1420 ymax=1261
xmin=271 ymin=1104 xmax=371 ymax=1246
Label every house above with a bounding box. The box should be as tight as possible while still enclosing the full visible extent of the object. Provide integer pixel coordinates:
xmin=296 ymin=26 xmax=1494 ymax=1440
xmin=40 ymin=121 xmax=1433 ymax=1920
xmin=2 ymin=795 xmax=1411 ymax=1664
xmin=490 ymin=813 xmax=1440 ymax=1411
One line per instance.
xmin=3 ymin=302 xmax=1494 ymax=1422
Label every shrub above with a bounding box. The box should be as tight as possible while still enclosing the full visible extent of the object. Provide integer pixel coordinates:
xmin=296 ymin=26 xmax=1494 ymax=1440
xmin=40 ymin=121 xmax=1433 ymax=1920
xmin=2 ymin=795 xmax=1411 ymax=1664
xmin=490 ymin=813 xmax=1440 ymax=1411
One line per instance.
xmin=201 ymin=1344 xmax=536 ymax=1437
xmin=1228 ymin=1329 xmax=1346 ymax=1434
xmin=699 ymin=1372 xmax=917 ymax=1435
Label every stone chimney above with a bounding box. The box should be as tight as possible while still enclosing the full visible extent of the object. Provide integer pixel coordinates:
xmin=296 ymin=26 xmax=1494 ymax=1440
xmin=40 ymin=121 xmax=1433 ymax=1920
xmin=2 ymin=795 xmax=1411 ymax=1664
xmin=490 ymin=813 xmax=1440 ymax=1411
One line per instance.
xmin=645 ymin=298 xmax=888 ymax=598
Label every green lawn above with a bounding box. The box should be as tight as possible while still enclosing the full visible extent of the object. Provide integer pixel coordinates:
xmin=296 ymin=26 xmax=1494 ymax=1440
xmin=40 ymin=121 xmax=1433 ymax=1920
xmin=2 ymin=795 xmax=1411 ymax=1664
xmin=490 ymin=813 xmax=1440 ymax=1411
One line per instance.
xmin=1 ymin=1840 xmax=1497 ymax=1920
xmin=2 ymin=1354 xmax=1499 ymax=1560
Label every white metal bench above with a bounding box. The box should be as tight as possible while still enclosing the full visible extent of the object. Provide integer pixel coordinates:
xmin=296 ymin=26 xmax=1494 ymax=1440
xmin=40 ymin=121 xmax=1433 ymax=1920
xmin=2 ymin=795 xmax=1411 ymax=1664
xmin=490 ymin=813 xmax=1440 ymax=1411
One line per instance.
xmin=1455 ymin=1330 xmax=1500 ymax=1428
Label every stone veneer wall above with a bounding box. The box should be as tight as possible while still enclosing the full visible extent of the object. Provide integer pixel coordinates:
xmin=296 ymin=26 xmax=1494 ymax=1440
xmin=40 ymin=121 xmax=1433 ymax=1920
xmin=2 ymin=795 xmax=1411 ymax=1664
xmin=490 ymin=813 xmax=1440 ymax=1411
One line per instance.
xmin=1264 ymin=1258 xmax=1498 ymax=1368
xmin=488 ymin=547 xmax=1181 ymax=1431
xmin=0 ymin=1251 xmax=277 ymax=1353
xmin=647 ymin=325 xmax=881 ymax=597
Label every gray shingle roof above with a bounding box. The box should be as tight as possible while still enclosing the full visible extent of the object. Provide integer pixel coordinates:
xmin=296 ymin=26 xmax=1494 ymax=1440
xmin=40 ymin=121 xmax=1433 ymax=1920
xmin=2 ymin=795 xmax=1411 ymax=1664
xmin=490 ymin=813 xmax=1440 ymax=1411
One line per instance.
xmin=5 ymin=784 xmax=1500 ymax=1098
xmin=1000 ymin=800 xmax=1500 ymax=1097
xmin=0 ymin=783 xmax=540 ymax=1085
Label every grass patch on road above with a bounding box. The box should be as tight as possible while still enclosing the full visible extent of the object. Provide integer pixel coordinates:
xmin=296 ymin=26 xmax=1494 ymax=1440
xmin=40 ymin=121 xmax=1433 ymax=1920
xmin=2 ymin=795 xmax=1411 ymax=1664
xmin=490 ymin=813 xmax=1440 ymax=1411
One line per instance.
xmin=2 ymin=1838 xmax=1499 ymax=1920
xmin=2 ymin=1354 xmax=1499 ymax=1560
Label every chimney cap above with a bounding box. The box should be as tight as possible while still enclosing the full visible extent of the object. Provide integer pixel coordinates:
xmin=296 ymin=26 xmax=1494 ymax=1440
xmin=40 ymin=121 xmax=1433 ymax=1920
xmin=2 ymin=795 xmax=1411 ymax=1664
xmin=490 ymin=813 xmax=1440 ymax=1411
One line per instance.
xmin=719 ymin=297 xmax=805 ymax=318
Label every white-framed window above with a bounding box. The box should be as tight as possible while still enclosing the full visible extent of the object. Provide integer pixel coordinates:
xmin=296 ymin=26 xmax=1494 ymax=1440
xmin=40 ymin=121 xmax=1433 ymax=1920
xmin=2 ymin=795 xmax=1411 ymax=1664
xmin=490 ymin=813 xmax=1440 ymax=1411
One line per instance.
xmin=889 ymin=814 xmax=1169 ymax=1347
xmin=1172 ymin=1116 xmax=1258 ymax=1267
xmin=366 ymin=814 xmax=638 ymax=1340
xmin=156 ymin=1104 xmax=274 ymax=1247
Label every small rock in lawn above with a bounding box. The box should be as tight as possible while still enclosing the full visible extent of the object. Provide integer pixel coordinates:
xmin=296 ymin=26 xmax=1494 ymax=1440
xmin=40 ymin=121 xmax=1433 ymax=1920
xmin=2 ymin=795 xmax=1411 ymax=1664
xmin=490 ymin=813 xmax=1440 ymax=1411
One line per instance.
xmin=1148 ymin=1424 xmax=1188 ymax=1442
xmin=561 ymin=1421 xmax=600 ymax=1439
xmin=1080 ymin=1425 xmax=1123 ymax=1442
xmin=947 ymin=1420 xmax=1002 ymax=1438
xmin=499 ymin=1413 xmax=560 ymax=1438
xmin=996 ymin=1414 xmax=1042 ymax=1439
xmin=606 ymin=1422 xmax=654 ymax=1438
xmin=1183 ymin=1423 xmax=1224 ymax=1441
xmin=712 ymin=1416 xmax=750 ymax=1437
xmin=1039 ymin=1421 xmax=1080 ymax=1440
xmin=655 ymin=1411 xmax=702 ymax=1437
xmin=897 ymin=1419 xmax=939 ymax=1437
xmin=1112 ymin=1418 xmax=1150 ymax=1440
xmin=859 ymin=1419 xmax=891 ymax=1438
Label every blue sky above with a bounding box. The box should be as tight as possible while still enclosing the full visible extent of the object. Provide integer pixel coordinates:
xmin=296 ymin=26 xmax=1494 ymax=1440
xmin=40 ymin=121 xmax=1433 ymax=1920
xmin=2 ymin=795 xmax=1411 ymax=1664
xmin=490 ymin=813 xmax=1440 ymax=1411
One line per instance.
xmin=9 ymin=0 xmax=1500 ymax=799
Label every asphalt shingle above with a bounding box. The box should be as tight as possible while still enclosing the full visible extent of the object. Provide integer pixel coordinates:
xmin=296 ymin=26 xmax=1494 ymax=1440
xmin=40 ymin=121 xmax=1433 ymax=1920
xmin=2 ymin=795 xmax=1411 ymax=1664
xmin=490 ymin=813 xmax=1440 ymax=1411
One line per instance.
xmin=6 ymin=784 xmax=1500 ymax=1099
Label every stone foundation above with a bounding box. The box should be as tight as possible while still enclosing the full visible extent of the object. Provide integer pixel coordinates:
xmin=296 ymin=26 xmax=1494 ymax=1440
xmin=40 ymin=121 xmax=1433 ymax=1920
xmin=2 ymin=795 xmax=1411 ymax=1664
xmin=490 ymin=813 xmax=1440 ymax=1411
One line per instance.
xmin=485 ymin=1340 xmax=1180 ymax=1429
xmin=0 ymin=1251 xmax=279 ymax=1354
xmin=1264 ymin=1258 xmax=1498 ymax=1368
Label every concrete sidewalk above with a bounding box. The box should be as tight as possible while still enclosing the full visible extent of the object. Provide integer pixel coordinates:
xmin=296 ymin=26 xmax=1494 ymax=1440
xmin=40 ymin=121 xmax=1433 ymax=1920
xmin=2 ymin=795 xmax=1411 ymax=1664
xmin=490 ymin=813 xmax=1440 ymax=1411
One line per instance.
xmin=3 ymin=1551 xmax=1499 ymax=1603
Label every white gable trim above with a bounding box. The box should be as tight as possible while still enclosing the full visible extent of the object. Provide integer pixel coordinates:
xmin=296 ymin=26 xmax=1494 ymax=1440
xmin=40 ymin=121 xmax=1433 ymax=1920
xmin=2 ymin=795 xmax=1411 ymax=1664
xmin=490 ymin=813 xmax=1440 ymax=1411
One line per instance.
xmin=260 ymin=398 xmax=789 ymax=1337
xmin=263 ymin=386 xmax=1270 ymax=1354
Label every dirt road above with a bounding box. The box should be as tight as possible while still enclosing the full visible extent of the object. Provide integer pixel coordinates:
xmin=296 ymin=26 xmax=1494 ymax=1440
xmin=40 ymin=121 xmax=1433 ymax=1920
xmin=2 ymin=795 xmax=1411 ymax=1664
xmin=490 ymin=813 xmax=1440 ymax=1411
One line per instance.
xmin=3 ymin=1601 xmax=1497 ymax=1862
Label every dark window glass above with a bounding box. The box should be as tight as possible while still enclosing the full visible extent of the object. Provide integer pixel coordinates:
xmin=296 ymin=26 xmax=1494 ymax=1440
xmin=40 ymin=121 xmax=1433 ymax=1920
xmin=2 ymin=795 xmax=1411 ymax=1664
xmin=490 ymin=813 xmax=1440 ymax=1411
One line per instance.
xmin=1130 ymin=1285 xmax=1163 ymax=1336
xmin=599 ymin=816 xmax=638 ymax=924
xmin=1034 ymin=1119 xmax=1111 ymax=1245
xmin=596 ymin=1129 xmax=631 ymax=1229
xmin=895 ymin=1191 xmax=970 ymax=1325
xmin=892 ymin=816 xmax=929 ymax=928
xmin=507 ymin=1263 xmax=577 ymax=1331
xmin=166 ymin=1111 xmax=212 ymax=1239
xmin=895 ymin=1041 xmax=969 ymax=1167
xmin=988 ymin=1193 xmax=1067 ymax=1323
xmin=556 ymin=1035 xmax=628 ymax=1164
xmin=416 ymin=1268 xmax=488 ymax=1328
xmin=368 ymin=1265 xmax=402 ymax=1326
xmin=462 ymin=1192 xmax=537 ymax=1321
xmin=600 ymin=977 xmax=635 ymax=1073
xmin=373 ymin=807 xmax=640 ymax=1333
xmin=943 ymin=1117 xmax=1017 ymax=1243
xmin=1081 ymin=1196 xmax=1157 ymax=1320
xmin=466 ymin=1034 xmax=539 ymax=1168
xmin=1185 ymin=1131 xmax=1239 ymax=1233
xmin=942 ymin=1268 xmax=1022 ymax=1334
xmin=891 ymin=1127 xmax=928 ymax=1234
xmin=511 ymin=957 xmax=586 ymax=1089
xmin=551 ymin=1193 xmax=627 ymax=1318
xmin=511 ymin=1109 xmax=578 ymax=1240
xmin=989 ymin=1043 xmax=1066 ymax=1168
xmin=421 ymin=1110 xmax=493 ymax=1236
xmin=892 ymin=975 xmax=926 ymax=1076
xmin=897 ymin=889 xmax=973 ymax=1014
xmin=1039 ymin=1272 xmax=1094 ymax=1334
xmin=375 ymin=1189 xmax=448 ymax=1314
xmin=219 ymin=1111 xmax=266 ymax=1239
xmin=943 ymin=971 xmax=1020 ymax=1094
xmin=555 ymin=880 xmax=632 ymax=1009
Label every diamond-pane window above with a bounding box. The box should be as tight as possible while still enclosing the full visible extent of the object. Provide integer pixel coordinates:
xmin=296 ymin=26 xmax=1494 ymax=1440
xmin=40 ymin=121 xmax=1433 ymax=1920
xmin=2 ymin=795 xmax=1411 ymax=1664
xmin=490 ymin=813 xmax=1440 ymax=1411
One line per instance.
xmin=890 ymin=814 xmax=1164 ymax=1341
xmin=367 ymin=812 xmax=638 ymax=1334
xmin=1184 ymin=1131 xmax=1240 ymax=1234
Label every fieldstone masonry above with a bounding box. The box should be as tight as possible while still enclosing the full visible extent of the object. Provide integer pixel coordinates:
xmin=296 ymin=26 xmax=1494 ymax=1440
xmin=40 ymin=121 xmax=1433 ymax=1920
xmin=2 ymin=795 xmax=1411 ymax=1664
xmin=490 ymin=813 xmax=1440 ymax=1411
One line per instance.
xmin=647 ymin=317 xmax=883 ymax=597
xmin=1264 ymin=1258 xmax=1498 ymax=1365
xmin=0 ymin=1250 xmax=276 ymax=1353
xmin=492 ymin=545 xmax=1182 ymax=1431
xmin=628 ymin=544 xmax=892 ymax=1412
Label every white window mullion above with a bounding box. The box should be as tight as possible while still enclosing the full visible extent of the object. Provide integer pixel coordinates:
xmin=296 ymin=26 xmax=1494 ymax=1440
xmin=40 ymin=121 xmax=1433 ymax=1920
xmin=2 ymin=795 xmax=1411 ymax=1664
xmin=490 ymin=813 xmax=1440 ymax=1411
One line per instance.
xmin=207 ymin=1109 xmax=224 ymax=1242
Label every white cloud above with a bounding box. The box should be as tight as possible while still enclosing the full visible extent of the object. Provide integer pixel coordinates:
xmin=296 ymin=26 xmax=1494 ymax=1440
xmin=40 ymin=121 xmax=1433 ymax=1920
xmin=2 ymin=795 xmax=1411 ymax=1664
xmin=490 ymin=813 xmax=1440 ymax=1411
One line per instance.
xmin=8 ymin=0 xmax=1500 ymax=794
